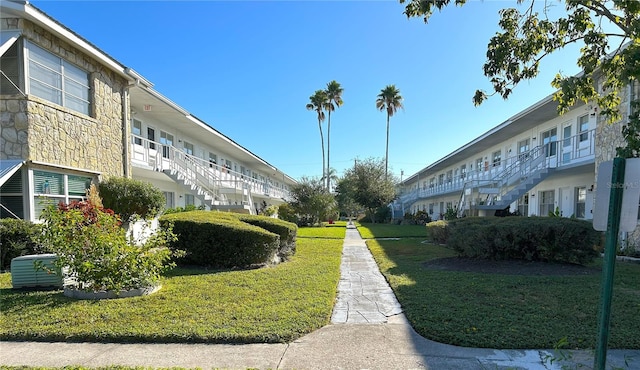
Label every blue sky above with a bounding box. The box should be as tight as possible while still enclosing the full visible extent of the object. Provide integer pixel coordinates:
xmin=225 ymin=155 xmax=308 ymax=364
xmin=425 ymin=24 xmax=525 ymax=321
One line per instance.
xmin=34 ymin=0 xmax=582 ymax=181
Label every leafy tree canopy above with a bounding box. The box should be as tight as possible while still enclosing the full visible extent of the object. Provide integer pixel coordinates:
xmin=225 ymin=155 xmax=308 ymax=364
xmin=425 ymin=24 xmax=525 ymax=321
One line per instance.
xmin=400 ymin=0 xmax=640 ymax=156
xmin=338 ymin=158 xmax=397 ymax=223
xmin=287 ymin=177 xmax=337 ymax=226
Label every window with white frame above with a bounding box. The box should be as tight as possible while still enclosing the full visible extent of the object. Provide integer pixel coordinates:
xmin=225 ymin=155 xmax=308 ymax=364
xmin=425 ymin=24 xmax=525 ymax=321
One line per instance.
xmin=32 ymin=170 xmax=93 ymax=218
xmin=578 ymin=115 xmax=589 ymax=142
xmin=460 ymin=164 xmax=466 ymax=179
xmin=429 ymin=178 xmax=435 ymax=188
xmin=209 ymin=152 xmax=217 ymax=167
xmin=492 ymin=150 xmax=502 ymax=167
xmin=575 ymin=186 xmax=586 ymax=218
xmin=160 ymin=131 xmax=174 ymax=159
xmin=542 ymin=128 xmax=558 ymax=157
xmin=428 ymin=203 xmax=434 ymax=215
xmin=27 ymin=42 xmax=90 ymax=115
xmin=132 ymin=119 xmax=142 ymax=145
xmin=183 ymin=141 xmax=194 ymax=156
xmin=539 ymin=190 xmax=555 ymax=216
xmin=147 ymin=127 xmax=156 ymax=149
xmin=163 ymin=191 xmax=174 ymax=209
xmin=0 ymin=170 xmax=24 ymax=219
xmin=184 ymin=194 xmax=194 ymax=206
xmin=446 ymin=170 xmax=452 ymax=184
xmin=518 ymin=139 xmax=530 ymax=161
xmin=438 ymin=174 xmax=444 ymax=185
xmin=0 ymin=41 xmax=20 ymax=95
xmin=476 ymin=158 xmax=483 ymax=172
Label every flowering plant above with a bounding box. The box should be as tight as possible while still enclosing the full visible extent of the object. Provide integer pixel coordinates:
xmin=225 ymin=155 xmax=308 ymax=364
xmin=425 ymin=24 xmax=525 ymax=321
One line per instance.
xmin=39 ymin=185 xmax=179 ymax=293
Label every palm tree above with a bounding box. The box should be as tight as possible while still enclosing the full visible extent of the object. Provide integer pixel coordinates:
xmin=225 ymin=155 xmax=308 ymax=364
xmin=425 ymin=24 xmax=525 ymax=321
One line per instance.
xmin=306 ymin=90 xmax=328 ymax=180
xmin=324 ymin=80 xmax=344 ymax=191
xmin=376 ymin=85 xmax=403 ymax=178
xmin=321 ymin=167 xmax=340 ymax=192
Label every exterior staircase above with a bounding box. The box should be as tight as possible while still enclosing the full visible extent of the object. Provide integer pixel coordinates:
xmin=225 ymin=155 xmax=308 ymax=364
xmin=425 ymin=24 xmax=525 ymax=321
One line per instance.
xmin=161 ymin=146 xmax=254 ymax=214
xmin=458 ymin=144 xmax=554 ymax=216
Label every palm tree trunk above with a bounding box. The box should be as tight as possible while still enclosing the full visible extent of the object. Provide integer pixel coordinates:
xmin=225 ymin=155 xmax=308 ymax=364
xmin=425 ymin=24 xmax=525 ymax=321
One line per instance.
xmin=318 ymin=118 xmax=325 ymax=182
xmin=385 ymin=114 xmax=390 ymax=179
xmin=327 ymin=110 xmax=331 ymax=191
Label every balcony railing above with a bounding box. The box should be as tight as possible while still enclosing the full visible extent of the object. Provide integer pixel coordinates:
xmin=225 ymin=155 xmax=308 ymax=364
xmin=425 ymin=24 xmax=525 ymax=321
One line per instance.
xmin=130 ymin=135 xmax=290 ymax=200
xmin=397 ymin=129 xmax=596 ymax=207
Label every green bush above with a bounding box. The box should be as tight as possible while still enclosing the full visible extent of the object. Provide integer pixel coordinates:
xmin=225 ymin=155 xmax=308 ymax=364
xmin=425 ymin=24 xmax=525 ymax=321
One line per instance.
xmin=39 ymin=199 xmax=178 ymax=292
xmin=0 ymin=219 xmax=46 ymax=270
xmin=234 ymin=214 xmax=298 ymax=260
xmin=160 ymin=211 xmax=280 ymax=268
xmin=278 ymin=203 xmax=299 ymax=224
xmin=447 ymin=217 xmax=601 ymax=264
xmin=98 ymin=177 xmax=165 ymax=222
xmin=425 ymin=220 xmax=449 ymax=244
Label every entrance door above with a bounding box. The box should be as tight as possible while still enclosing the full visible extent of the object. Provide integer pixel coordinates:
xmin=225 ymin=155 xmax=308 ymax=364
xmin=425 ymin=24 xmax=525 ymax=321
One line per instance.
xmin=541 ymin=128 xmax=558 ymax=167
xmin=559 ymin=187 xmax=572 ymax=217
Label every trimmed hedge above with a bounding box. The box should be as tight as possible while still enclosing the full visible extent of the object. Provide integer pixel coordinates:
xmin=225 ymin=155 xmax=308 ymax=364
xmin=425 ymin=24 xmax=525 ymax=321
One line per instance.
xmin=234 ymin=214 xmax=297 ymax=260
xmin=446 ymin=217 xmax=601 ymax=265
xmin=0 ymin=218 xmax=46 ymax=270
xmin=159 ymin=211 xmax=280 ymax=268
xmin=425 ymin=220 xmax=449 ymax=244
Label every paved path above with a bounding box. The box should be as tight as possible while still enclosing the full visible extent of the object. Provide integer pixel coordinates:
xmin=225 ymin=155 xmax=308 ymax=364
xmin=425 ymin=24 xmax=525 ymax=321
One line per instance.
xmin=1 ymin=224 xmax=639 ymax=369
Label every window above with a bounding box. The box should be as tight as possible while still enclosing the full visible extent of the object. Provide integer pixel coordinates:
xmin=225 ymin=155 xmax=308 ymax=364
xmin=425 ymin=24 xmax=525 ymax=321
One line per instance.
xmin=429 ymin=178 xmax=435 ymax=188
xmin=575 ymin=187 xmax=586 ymax=218
xmin=542 ymin=128 xmax=558 ymax=157
xmin=460 ymin=164 xmax=466 ymax=179
xmin=183 ymin=141 xmax=194 ymax=156
xmin=0 ymin=170 xmax=24 ymax=219
xmin=27 ymin=42 xmax=90 ymax=115
xmin=539 ymin=190 xmax=555 ymax=216
xmin=184 ymin=194 xmax=194 ymax=206
xmin=33 ymin=170 xmax=92 ymax=218
xmin=446 ymin=170 xmax=452 ymax=184
xmin=518 ymin=139 xmax=530 ymax=161
xmin=0 ymin=42 xmax=21 ymax=95
xmin=163 ymin=191 xmax=174 ymax=209
xmin=132 ymin=119 xmax=142 ymax=145
xmin=517 ymin=194 xmax=528 ymax=216
xmin=209 ymin=152 xmax=217 ymax=167
xmin=438 ymin=174 xmax=444 ymax=185
xmin=428 ymin=203 xmax=434 ymax=214
xmin=492 ymin=150 xmax=502 ymax=167
xmin=160 ymin=131 xmax=174 ymax=159
xmin=476 ymin=158 xmax=483 ymax=172
xmin=578 ymin=115 xmax=589 ymax=142
xmin=147 ymin=127 xmax=156 ymax=149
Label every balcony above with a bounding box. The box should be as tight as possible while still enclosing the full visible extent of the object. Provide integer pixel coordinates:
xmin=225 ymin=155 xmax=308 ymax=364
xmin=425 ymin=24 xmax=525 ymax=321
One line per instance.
xmin=130 ymin=135 xmax=291 ymax=201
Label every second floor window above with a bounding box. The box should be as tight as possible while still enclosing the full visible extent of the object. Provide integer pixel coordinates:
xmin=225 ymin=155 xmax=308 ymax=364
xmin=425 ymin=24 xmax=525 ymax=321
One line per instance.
xmin=27 ymin=42 xmax=90 ymax=115
xmin=132 ymin=119 xmax=142 ymax=145
xmin=183 ymin=141 xmax=194 ymax=156
xmin=578 ymin=115 xmax=589 ymax=142
xmin=492 ymin=150 xmax=501 ymax=167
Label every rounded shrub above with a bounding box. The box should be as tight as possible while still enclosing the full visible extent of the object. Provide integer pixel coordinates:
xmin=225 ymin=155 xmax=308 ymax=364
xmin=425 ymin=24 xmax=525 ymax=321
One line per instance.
xmin=98 ymin=177 xmax=165 ymax=222
xmin=0 ymin=219 xmax=45 ymax=270
xmin=234 ymin=214 xmax=298 ymax=260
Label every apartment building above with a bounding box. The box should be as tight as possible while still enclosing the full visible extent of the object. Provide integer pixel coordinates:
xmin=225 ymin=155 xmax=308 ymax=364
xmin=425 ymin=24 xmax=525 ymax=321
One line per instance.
xmin=0 ymin=0 xmax=295 ymax=221
xmin=393 ymin=82 xmax=640 ymax=244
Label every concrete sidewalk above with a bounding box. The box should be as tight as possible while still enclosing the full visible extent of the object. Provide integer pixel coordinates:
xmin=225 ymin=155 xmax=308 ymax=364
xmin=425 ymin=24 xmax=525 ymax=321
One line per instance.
xmin=1 ymin=225 xmax=638 ymax=369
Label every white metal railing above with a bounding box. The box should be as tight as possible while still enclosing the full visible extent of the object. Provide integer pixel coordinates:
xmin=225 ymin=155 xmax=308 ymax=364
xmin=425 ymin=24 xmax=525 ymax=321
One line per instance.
xmin=130 ymin=135 xmax=290 ymax=200
xmin=397 ymin=129 xmax=596 ymax=209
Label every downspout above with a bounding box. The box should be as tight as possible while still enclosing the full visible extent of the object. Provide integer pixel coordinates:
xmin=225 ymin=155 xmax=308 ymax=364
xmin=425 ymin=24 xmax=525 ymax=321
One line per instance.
xmin=121 ymin=81 xmax=136 ymax=178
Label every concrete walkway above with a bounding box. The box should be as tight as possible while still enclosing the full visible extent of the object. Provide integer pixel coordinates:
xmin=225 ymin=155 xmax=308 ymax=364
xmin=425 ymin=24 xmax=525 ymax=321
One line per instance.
xmin=1 ymin=224 xmax=639 ymax=369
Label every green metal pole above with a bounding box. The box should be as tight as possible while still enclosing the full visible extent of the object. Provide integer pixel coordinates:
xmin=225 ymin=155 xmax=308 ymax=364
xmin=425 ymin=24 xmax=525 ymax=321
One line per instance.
xmin=594 ymin=157 xmax=626 ymax=370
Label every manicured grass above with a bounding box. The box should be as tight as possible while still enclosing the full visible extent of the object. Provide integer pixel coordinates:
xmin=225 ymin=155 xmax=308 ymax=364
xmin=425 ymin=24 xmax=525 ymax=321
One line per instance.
xmin=297 ymin=223 xmax=347 ymax=239
xmin=0 ymin=238 xmax=343 ymax=344
xmin=367 ymin=238 xmax=640 ymax=349
xmin=357 ymin=223 xmax=428 ymax=239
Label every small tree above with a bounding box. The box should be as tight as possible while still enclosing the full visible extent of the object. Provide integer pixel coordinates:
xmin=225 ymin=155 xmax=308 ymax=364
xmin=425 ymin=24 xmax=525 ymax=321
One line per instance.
xmin=98 ymin=177 xmax=165 ymax=223
xmin=288 ymin=177 xmax=337 ymax=226
xmin=339 ymin=158 xmax=397 ymax=223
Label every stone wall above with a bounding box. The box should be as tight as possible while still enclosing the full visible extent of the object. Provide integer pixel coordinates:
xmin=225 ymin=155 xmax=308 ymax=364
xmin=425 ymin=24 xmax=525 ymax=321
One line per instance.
xmin=0 ymin=17 xmax=128 ymax=177
xmin=594 ymin=83 xmax=640 ymax=251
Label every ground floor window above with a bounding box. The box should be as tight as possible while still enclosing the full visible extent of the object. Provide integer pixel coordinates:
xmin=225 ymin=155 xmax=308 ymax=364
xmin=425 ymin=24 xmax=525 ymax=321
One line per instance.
xmin=33 ymin=170 xmax=93 ymax=219
xmin=539 ymin=190 xmax=555 ymax=216
xmin=575 ymin=187 xmax=586 ymax=218
xmin=185 ymin=194 xmax=194 ymax=206
xmin=163 ymin=191 xmax=174 ymax=209
xmin=0 ymin=170 xmax=24 ymax=219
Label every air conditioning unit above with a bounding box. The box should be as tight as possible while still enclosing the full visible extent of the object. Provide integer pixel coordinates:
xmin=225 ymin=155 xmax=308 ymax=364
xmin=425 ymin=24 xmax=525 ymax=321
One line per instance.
xmin=11 ymin=254 xmax=63 ymax=289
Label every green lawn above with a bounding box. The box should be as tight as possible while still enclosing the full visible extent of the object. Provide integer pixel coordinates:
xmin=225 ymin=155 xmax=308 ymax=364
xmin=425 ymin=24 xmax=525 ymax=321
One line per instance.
xmin=297 ymin=222 xmax=347 ymax=239
xmin=357 ymin=223 xmax=428 ymax=239
xmin=367 ymin=238 xmax=640 ymax=349
xmin=0 ymin=238 xmax=343 ymax=344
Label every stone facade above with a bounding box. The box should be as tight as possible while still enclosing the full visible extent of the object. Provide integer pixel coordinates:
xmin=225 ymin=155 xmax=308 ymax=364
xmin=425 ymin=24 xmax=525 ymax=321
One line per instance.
xmin=0 ymin=18 xmax=128 ymax=177
xmin=594 ymin=83 xmax=640 ymax=252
